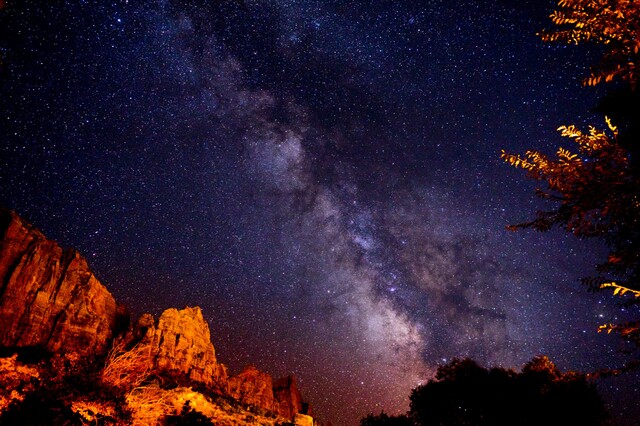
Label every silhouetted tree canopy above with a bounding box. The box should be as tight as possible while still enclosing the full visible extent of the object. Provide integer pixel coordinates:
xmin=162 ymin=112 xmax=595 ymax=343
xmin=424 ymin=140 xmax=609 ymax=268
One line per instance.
xmin=408 ymin=357 xmax=607 ymax=426
xmin=360 ymin=357 xmax=607 ymax=426
xmin=360 ymin=411 xmax=413 ymax=426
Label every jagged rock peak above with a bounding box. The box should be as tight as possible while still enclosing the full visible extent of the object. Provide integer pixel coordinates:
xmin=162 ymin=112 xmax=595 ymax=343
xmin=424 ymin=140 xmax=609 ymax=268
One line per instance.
xmin=0 ymin=207 xmax=123 ymax=356
xmin=128 ymin=306 xmax=229 ymax=392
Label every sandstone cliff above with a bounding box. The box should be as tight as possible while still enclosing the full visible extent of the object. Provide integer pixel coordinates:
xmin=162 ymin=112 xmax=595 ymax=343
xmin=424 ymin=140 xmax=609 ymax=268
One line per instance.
xmin=0 ymin=208 xmax=314 ymax=424
xmin=0 ymin=208 xmax=122 ymax=355
xmin=125 ymin=307 xmax=229 ymax=392
xmin=274 ymin=375 xmax=305 ymax=419
xmin=229 ymin=365 xmax=275 ymax=410
xmin=228 ymin=366 xmax=310 ymax=419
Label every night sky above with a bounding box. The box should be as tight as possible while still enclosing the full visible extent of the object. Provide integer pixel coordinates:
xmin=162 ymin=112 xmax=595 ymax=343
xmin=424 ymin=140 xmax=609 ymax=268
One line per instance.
xmin=1 ymin=1 xmax=638 ymax=425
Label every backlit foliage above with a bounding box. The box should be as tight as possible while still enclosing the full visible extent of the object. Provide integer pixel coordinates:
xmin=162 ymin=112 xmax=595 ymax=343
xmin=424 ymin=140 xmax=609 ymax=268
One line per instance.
xmin=501 ymin=118 xmax=632 ymax=236
xmin=540 ymin=0 xmax=640 ymax=87
xmin=502 ymin=120 xmax=640 ymax=343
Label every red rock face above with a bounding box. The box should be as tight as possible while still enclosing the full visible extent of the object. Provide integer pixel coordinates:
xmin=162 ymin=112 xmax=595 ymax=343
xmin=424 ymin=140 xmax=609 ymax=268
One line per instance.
xmin=228 ymin=367 xmax=308 ymax=420
xmin=0 ymin=208 xmax=120 ymax=356
xmin=131 ymin=307 xmax=229 ymax=392
xmin=0 ymin=207 xmax=312 ymax=422
xmin=229 ymin=365 xmax=276 ymax=410
xmin=274 ymin=375 xmax=304 ymax=419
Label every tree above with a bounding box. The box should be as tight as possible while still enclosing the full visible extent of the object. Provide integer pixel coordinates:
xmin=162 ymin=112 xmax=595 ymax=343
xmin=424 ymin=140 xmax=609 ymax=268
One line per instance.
xmin=539 ymin=0 xmax=640 ymax=88
xmin=408 ymin=357 xmax=608 ymax=426
xmin=360 ymin=412 xmax=413 ymax=426
xmin=503 ymin=0 xmax=640 ymax=351
xmin=501 ymin=122 xmax=639 ymax=282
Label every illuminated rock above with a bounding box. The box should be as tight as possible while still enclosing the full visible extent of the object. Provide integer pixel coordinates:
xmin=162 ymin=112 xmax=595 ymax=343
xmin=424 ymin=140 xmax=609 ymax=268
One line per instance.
xmin=0 ymin=208 xmax=122 ymax=355
xmin=294 ymin=413 xmax=314 ymax=426
xmin=274 ymin=375 xmax=304 ymax=419
xmin=229 ymin=365 xmax=276 ymax=411
xmin=0 ymin=207 xmax=314 ymax=423
xmin=228 ymin=366 xmax=313 ymax=421
xmin=131 ymin=306 xmax=229 ymax=392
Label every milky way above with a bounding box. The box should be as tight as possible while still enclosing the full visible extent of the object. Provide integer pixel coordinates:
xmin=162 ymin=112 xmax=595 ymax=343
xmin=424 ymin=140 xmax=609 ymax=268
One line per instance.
xmin=1 ymin=1 xmax=638 ymax=424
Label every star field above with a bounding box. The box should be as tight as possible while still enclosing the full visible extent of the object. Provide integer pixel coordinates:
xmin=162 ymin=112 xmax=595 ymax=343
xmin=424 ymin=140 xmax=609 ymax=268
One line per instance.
xmin=1 ymin=1 xmax=638 ymax=425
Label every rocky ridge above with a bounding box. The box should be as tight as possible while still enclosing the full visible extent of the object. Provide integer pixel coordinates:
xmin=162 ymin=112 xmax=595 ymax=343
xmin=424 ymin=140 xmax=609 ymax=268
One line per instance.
xmin=0 ymin=208 xmax=123 ymax=355
xmin=0 ymin=207 xmax=314 ymax=425
xmin=229 ymin=365 xmax=275 ymax=410
xmin=228 ymin=364 xmax=307 ymax=419
xmin=274 ymin=375 xmax=306 ymax=419
xmin=122 ymin=307 xmax=229 ymax=392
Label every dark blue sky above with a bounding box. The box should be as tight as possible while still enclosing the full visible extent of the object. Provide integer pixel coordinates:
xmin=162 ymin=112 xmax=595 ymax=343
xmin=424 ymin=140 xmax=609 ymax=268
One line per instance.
xmin=1 ymin=1 xmax=637 ymax=424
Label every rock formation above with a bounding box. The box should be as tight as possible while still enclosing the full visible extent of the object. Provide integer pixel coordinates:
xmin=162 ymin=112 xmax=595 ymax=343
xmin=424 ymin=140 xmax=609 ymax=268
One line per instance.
xmin=0 ymin=207 xmax=314 ymax=423
xmin=228 ymin=366 xmax=310 ymax=419
xmin=293 ymin=413 xmax=315 ymax=426
xmin=274 ymin=375 xmax=304 ymax=419
xmin=0 ymin=208 xmax=122 ymax=355
xmin=229 ymin=365 xmax=275 ymax=410
xmin=127 ymin=307 xmax=228 ymax=392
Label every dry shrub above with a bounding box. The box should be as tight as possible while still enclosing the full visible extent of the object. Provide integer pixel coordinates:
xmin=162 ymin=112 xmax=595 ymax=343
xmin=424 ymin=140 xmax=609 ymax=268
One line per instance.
xmin=0 ymin=355 xmax=39 ymax=413
xmin=101 ymin=340 xmax=152 ymax=390
xmin=71 ymin=398 xmax=117 ymax=425
xmin=126 ymin=384 xmax=173 ymax=426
